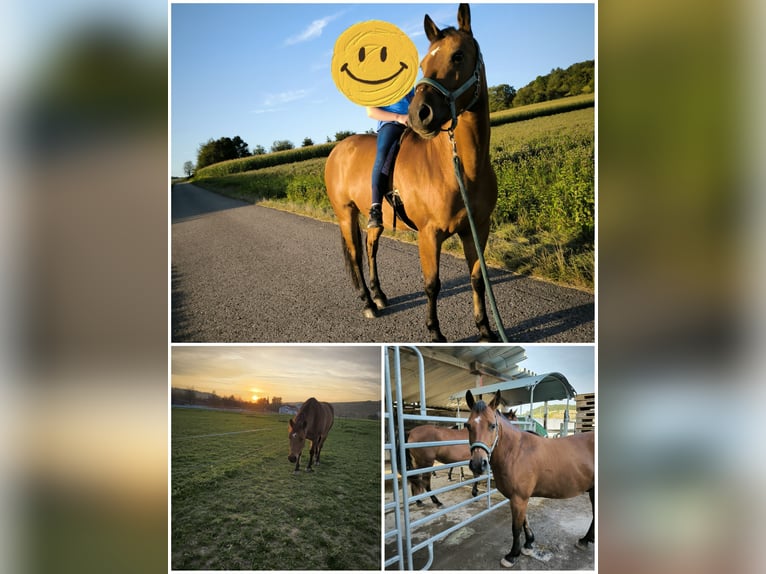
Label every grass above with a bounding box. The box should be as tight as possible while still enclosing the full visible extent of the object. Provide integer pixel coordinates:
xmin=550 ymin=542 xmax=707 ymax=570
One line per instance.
xmin=191 ymin=99 xmax=594 ymax=290
xmin=171 ymin=408 xmax=380 ymax=570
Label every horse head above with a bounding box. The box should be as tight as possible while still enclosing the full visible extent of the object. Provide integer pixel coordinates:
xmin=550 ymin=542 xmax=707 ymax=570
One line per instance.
xmin=465 ymin=389 xmax=502 ymax=475
xmin=287 ymin=416 xmax=307 ymax=463
xmin=409 ymin=3 xmax=483 ymax=138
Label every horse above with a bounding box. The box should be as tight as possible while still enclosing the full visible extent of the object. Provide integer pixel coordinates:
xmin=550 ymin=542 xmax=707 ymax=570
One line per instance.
xmin=324 ymin=4 xmax=499 ymax=342
xmin=287 ymin=397 xmax=334 ymax=473
xmin=406 ymin=410 xmax=518 ymax=507
xmin=465 ymin=390 xmax=594 ymax=568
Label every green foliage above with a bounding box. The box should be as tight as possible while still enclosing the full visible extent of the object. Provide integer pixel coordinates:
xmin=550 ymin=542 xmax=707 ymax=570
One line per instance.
xmin=513 ymin=60 xmax=594 ymax=107
xmin=197 ymin=135 xmax=250 ymax=170
xmin=487 ymin=83 xmax=516 ymax=112
xmin=270 ymin=139 xmax=294 ymax=152
xmin=334 ymin=130 xmax=356 ymax=141
xmin=194 ymin=143 xmax=336 ymax=179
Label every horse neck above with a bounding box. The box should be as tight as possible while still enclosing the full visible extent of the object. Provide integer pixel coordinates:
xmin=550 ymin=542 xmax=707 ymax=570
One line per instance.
xmin=453 ymin=75 xmax=491 ymax=175
xmin=493 ymin=409 xmax=521 ymax=461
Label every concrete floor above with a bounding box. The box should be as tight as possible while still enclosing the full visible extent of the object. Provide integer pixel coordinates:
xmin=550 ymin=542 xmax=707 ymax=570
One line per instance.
xmin=385 ymin=466 xmax=595 ymax=570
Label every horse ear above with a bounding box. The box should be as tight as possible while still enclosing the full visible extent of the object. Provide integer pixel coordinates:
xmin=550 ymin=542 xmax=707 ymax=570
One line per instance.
xmin=424 ymin=14 xmax=443 ymax=43
xmin=457 ymin=4 xmax=472 ymax=35
xmin=489 ymin=390 xmax=502 ymax=409
xmin=288 ymin=418 xmax=295 ymax=429
xmin=465 ymin=390 xmax=475 ymax=408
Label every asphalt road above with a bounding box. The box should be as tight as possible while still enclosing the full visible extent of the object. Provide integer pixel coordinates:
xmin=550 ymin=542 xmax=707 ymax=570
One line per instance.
xmin=171 ymin=183 xmax=594 ymax=343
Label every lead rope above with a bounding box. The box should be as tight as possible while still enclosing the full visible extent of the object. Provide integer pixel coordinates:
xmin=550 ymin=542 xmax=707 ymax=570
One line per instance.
xmin=448 ymin=128 xmax=508 ymax=342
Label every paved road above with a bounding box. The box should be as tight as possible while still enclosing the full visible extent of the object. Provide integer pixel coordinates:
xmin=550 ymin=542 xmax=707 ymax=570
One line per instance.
xmin=172 ymin=183 xmax=593 ymax=343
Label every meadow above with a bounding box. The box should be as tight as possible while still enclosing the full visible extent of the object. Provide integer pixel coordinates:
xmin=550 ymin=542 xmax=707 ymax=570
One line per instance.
xmin=171 ymin=408 xmax=381 ymax=570
xmin=191 ymin=96 xmax=594 ymax=289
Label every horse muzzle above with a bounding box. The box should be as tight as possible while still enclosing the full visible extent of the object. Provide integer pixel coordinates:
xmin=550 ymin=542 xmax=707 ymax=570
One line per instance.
xmin=288 ymin=454 xmax=297 ymax=463
xmin=469 ymin=455 xmax=489 ymax=475
xmin=408 ymin=100 xmax=446 ymax=139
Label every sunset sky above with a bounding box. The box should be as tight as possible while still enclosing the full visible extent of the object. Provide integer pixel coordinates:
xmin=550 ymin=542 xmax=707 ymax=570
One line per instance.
xmin=171 ymin=346 xmax=381 ymax=404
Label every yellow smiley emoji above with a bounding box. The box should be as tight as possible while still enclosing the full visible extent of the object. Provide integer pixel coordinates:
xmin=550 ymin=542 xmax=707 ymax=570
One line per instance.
xmin=331 ymin=20 xmax=418 ymax=107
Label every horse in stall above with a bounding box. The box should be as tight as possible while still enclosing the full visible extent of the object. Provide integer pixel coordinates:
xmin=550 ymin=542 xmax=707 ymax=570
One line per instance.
xmin=406 ymin=410 xmax=517 ymax=507
xmin=324 ymin=4 xmax=499 ymax=342
xmin=465 ymin=390 xmax=594 ymax=568
xmin=287 ymin=397 xmax=335 ymax=473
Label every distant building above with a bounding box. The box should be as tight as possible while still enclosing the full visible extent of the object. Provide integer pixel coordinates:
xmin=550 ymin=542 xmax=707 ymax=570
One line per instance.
xmin=279 ymin=405 xmax=299 ymax=415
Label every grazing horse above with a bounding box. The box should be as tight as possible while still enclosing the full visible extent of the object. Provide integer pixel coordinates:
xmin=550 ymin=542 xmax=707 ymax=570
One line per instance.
xmin=324 ymin=4 xmax=499 ymax=342
xmin=287 ymin=398 xmax=334 ymax=473
xmin=465 ymin=390 xmax=594 ymax=568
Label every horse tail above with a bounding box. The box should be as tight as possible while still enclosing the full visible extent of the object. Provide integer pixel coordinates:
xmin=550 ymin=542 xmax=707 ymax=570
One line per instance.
xmin=340 ymin=217 xmax=364 ymax=291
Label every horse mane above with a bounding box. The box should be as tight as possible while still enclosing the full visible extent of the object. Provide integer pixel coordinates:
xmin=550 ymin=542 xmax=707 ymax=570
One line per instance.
xmin=472 ymin=399 xmax=489 ymax=413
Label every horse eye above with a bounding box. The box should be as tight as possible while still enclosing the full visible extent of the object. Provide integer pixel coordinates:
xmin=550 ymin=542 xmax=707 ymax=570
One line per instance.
xmin=380 ymin=46 xmax=388 ymax=62
xmin=359 ymin=47 xmax=366 ymax=62
xmin=452 ymin=51 xmax=464 ymax=64
xmin=489 ymin=424 xmax=496 ymax=430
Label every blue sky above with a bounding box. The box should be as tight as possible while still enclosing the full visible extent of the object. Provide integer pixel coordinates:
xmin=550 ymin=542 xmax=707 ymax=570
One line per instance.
xmin=171 ymin=2 xmax=595 ymax=176
xmin=522 ymin=344 xmax=595 ymax=396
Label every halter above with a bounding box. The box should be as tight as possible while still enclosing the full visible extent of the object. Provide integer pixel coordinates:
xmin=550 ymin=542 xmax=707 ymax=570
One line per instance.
xmin=469 ymin=410 xmax=500 ymax=460
xmin=415 ymin=41 xmax=484 ymax=132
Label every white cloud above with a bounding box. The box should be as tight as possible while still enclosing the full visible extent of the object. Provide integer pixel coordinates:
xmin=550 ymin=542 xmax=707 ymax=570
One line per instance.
xmin=284 ymin=12 xmax=342 ymax=46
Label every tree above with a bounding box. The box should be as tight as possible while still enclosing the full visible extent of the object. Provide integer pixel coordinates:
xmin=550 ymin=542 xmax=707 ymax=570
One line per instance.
xmin=183 ymin=160 xmax=195 ymax=177
xmin=196 ymin=135 xmax=251 ymax=169
xmin=252 ymin=144 xmax=266 ymax=155
xmin=271 ymin=139 xmax=294 ymax=152
xmin=334 ymin=130 xmax=355 ymax=142
xmin=487 ymin=84 xmax=516 ymax=113
xmin=302 ymin=137 xmax=314 ymax=147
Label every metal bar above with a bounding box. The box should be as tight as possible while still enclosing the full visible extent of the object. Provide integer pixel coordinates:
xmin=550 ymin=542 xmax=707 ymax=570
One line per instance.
xmin=384 ymin=346 xmax=404 ymax=571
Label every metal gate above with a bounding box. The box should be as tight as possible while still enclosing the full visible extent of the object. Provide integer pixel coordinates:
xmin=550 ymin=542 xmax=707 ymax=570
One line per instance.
xmin=384 ymin=345 xmax=529 ymax=570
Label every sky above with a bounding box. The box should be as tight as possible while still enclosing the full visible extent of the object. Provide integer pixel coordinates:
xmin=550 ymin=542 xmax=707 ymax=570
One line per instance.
xmin=521 ymin=344 xmax=594 ymax=396
xmin=171 ymin=345 xmax=381 ymax=403
xmin=170 ymin=2 xmax=595 ymax=176
xmin=171 ymin=344 xmax=593 ymax=405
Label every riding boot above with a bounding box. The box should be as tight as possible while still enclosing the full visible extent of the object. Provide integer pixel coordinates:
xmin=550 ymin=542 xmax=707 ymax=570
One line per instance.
xmin=368 ymin=203 xmax=383 ymax=229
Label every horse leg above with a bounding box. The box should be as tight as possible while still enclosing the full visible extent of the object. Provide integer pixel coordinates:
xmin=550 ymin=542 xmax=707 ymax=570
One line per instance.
xmin=577 ymin=487 xmax=595 ymax=549
xmin=470 ymin=470 xmax=479 ymax=497
xmin=306 ymin=439 xmax=318 ymax=472
xmin=423 ymin=471 xmax=443 ymax=508
xmin=337 ymin=207 xmax=379 ymax=318
xmin=293 ymin=453 xmax=301 ymax=474
xmin=522 ymin=518 xmax=536 ymax=551
xmin=460 ymin=227 xmax=498 ymax=342
xmin=500 ymin=496 xmax=529 ymax=568
xmin=366 ymin=225 xmax=388 ymax=309
xmin=418 ymin=231 xmax=446 ymax=342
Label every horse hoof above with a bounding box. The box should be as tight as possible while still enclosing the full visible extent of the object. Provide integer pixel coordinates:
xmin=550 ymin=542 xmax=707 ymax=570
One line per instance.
xmin=575 ymin=540 xmax=591 ymax=551
xmin=363 ymin=307 xmax=378 ymax=319
xmin=305 ymin=468 xmax=314 ymax=473
xmin=500 ymin=557 xmax=516 ymax=568
xmin=430 ymin=331 xmax=447 ymax=343
xmin=520 ymin=547 xmax=534 ymax=556
xmin=479 ymin=331 xmax=499 ymax=343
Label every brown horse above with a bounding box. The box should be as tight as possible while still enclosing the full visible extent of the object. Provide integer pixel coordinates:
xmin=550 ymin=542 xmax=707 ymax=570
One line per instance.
xmin=324 ymin=4 xmax=499 ymax=342
xmin=406 ymin=425 xmax=477 ymax=508
xmin=406 ymin=410 xmax=519 ymax=506
xmin=287 ymin=397 xmax=334 ymax=473
xmin=465 ymin=390 xmax=594 ymax=568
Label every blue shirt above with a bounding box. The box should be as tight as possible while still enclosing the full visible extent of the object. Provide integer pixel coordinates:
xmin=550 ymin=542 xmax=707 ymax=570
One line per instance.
xmin=376 ymin=88 xmax=415 ymax=131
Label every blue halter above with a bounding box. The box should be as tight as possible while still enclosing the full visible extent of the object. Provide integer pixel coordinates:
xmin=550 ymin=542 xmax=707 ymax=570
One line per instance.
xmin=415 ymin=43 xmax=484 ymax=132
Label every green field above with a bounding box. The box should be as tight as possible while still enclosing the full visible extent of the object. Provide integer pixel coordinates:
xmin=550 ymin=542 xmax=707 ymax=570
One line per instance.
xmin=190 ymin=97 xmax=594 ymax=289
xmin=171 ymin=408 xmax=381 ymax=570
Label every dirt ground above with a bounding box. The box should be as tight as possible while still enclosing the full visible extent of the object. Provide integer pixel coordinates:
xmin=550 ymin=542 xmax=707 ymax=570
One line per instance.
xmin=385 ymin=465 xmax=595 ymax=570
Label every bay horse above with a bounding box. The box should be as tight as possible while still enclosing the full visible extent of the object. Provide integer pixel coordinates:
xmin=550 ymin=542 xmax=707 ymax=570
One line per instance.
xmin=406 ymin=410 xmax=518 ymax=507
xmin=325 ymin=4 xmax=499 ymax=342
xmin=465 ymin=390 xmax=594 ymax=568
xmin=287 ymin=397 xmax=334 ymax=473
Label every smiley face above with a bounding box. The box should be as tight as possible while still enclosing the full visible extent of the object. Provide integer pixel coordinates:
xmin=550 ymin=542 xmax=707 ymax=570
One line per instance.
xmin=331 ymin=20 xmax=418 ymax=107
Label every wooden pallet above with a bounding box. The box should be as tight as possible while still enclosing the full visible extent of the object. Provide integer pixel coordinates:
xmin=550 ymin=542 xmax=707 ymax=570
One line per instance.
xmin=575 ymin=393 xmax=595 ymax=433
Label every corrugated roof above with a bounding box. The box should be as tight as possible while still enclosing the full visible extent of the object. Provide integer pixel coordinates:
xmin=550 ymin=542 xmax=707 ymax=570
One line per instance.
xmin=388 ymin=345 xmax=576 ymax=410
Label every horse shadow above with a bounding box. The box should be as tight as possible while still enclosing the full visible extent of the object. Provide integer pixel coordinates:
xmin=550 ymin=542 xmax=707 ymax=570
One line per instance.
xmin=380 ymin=267 xmax=592 ymax=342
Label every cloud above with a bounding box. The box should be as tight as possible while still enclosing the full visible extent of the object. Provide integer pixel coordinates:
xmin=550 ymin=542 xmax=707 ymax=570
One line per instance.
xmin=284 ymin=13 xmax=341 ymax=46
xmin=250 ymin=89 xmax=311 ymax=114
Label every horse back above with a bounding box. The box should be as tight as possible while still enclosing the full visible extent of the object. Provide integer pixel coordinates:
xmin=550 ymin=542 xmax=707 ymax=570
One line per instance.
xmin=517 ymin=430 xmax=594 ymax=499
xmin=325 ymin=134 xmax=377 ymax=207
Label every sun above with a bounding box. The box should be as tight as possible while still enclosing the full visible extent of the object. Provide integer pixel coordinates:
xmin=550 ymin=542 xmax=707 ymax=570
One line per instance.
xmin=251 ymin=394 xmax=259 ymax=402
